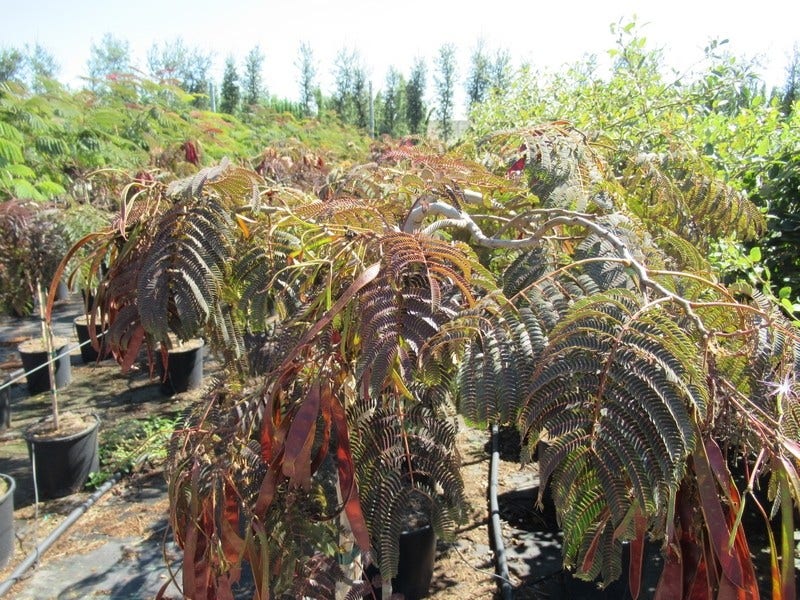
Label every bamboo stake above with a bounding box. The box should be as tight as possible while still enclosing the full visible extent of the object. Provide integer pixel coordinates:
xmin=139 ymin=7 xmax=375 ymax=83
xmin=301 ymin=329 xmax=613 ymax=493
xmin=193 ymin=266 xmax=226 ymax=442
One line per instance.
xmin=36 ymin=280 xmax=59 ymax=431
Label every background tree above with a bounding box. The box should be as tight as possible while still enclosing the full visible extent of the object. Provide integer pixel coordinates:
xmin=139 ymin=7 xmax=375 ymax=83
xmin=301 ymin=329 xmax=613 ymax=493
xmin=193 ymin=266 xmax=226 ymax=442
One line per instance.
xmin=466 ymin=39 xmax=491 ymax=108
xmin=405 ymin=58 xmax=427 ymax=135
xmin=296 ymin=41 xmax=317 ymax=117
xmin=331 ymin=47 xmax=355 ymax=122
xmin=25 ymin=43 xmax=59 ymax=92
xmin=331 ymin=47 xmax=369 ymax=128
xmin=147 ymin=39 xmax=212 ymax=108
xmin=147 ymin=39 xmax=190 ymax=83
xmin=434 ymin=43 xmax=457 ymax=142
xmin=352 ymin=65 xmax=369 ymax=129
xmin=378 ymin=67 xmax=405 ymax=136
xmin=0 ymin=48 xmax=24 ymax=84
xmin=182 ymin=48 xmax=213 ymax=109
xmin=87 ymin=33 xmax=130 ymax=91
xmin=219 ymin=56 xmax=240 ymax=114
xmin=781 ymin=44 xmax=799 ymax=116
xmin=242 ymin=45 xmax=264 ymax=108
xmin=490 ymin=48 xmax=512 ymax=95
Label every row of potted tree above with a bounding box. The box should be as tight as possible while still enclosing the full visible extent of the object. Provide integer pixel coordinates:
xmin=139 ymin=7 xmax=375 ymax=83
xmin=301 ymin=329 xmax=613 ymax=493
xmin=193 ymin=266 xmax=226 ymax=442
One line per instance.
xmin=0 ymin=200 xmax=102 ymax=569
xmin=0 ymin=197 xmax=209 ymax=571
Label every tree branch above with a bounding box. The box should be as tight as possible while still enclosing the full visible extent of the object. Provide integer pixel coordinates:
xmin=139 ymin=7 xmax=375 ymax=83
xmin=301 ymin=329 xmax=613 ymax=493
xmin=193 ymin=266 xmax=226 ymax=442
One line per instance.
xmin=403 ymin=198 xmax=711 ymax=335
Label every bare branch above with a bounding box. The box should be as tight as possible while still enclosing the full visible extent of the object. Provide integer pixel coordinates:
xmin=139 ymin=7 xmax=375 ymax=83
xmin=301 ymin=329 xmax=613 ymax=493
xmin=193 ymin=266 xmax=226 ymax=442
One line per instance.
xmin=403 ymin=198 xmax=711 ymax=335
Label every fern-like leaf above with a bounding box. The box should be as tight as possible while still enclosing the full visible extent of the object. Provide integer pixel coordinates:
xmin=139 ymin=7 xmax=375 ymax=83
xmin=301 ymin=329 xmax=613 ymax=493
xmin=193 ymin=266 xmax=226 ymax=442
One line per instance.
xmin=138 ymin=200 xmax=234 ymax=341
xmin=519 ymin=289 xmax=708 ymax=583
xmin=623 ymin=152 xmax=765 ymax=245
xmin=352 ymin=401 xmax=466 ymax=581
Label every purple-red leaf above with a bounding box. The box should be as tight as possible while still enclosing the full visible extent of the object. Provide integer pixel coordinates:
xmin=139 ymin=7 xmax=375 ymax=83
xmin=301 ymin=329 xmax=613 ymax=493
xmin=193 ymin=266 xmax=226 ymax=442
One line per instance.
xmin=692 ymin=440 xmax=745 ymax=589
xmin=330 ymin=392 xmax=371 ymax=554
xmin=119 ymin=325 xmax=145 ymax=373
xmin=220 ymin=482 xmax=244 ymax=581
xmin=654 ymin=538 xmax=683 ymax=600
xmin=507 ymin=155 xmax=526 ymax=175
xmin=628 ymin=510 xmax=647 ymax=600
xmin=282 ymin=383 xmax=321 ymax=491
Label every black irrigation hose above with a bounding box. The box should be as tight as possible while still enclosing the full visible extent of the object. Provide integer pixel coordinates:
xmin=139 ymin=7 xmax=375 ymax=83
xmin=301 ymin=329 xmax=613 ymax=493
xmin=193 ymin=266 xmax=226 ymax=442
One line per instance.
xmin=0 ymin=329 xmax=125 ymax=597
xmin=489 ymin=423 xmax=513 ymax=600
xmin=0 ymin=471 xmax=123 ymax=597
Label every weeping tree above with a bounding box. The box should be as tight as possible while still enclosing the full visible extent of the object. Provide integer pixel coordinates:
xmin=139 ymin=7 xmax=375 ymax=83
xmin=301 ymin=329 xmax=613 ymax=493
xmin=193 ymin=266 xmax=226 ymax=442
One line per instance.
xmin=57 ymin=118 xmax=799 ymax=599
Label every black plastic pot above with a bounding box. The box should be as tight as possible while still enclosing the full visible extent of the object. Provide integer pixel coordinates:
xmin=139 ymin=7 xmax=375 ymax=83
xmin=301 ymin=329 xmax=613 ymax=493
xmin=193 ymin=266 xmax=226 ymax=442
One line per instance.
xmin=80 ymin=288 xmax=96 ymax=311
xmin=368 ymin=524 xmax=437 ymax=599
xmin=157 ymin=339 xmax=204 ymax=396
xmin=0 ymin=473 xmax=15 ymax=569
xmin=25 ymin=414 xmax=100 ymax=499
xmin=74 ymin=315 xmax=110 ymax=363
xmin=394 ymin=525 xmax=436 ymax=599
xmin=18 ymin=337 xmax=72 ymax=395
xmin=0 ymin=389 xmax=10 ymax=432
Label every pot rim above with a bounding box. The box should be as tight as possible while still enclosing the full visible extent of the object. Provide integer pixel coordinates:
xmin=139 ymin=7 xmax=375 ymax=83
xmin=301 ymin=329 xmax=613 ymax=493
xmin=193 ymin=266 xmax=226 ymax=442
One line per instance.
xmin=0 ymin=473 xmax=16 ymax=502
xmin=17 ymin=337 xmax=71 ymax=353
xmin=24 ymin=413 xmax=100 ymax=444
xmin=161 ymin=338 xmax=205 ymax=353
xmin=73 ymin=314 xmax=105 ymax=327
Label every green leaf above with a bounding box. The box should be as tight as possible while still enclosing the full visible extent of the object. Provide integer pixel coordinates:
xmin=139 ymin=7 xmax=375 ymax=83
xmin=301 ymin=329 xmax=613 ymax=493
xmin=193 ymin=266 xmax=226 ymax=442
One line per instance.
xmin=0 ymin=122 xmax=24 ymax=143
xmin=2 ymin=163 xmax=35 ymax=179
xmin=748 ymin=246 xmax=761 ymax=263
xmin=12 ymin=179 xmax=42 ymax=200
xmin=36 ymin=180 xmax=66 ymax=198
xmin=0 ymin=139 xmax=24 ymax=164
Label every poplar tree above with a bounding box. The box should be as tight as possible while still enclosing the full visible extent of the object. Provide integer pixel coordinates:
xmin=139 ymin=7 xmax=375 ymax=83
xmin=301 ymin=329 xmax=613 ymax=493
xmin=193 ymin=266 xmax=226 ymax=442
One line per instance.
xmin=434 ymin=43 xmax=457 ymax=142
xmin=379 ymin=67 xmax=405 ymax=136
xmin=242 ymin=46 xmax=265 ymax=108
xmin=490 ymin=48 xmax=512 ymax=94
xmin=466 ymin=40 xmax=490 ymax=108
xmin=332 ymin=47 xmax=368 ymax=127
xmin=405 ymin=58 xmax=427 ymax=135
xmin=331 ymin=47 xmax=355 ymax=122
xmin=352 ymin=66 xmax=369 ymax=129
xmin=296 ymin=41 xmax=317 ymax=116
xmin=781 ymin=45 xmax=800 ymax=116
xmin=220 ymin=56 xmax=240 ymax=114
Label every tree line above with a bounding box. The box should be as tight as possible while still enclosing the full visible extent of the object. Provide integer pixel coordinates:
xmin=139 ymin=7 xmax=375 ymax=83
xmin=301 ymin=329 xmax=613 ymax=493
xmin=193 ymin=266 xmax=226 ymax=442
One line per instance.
xmin=0 ymin=34 xmax=515 ymax=142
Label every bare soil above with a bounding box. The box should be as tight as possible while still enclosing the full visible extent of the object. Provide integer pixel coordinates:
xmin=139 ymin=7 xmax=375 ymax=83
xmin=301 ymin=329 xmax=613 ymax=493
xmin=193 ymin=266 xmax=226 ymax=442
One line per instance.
xmin=24 ymin=411 xmax=98 ymax=440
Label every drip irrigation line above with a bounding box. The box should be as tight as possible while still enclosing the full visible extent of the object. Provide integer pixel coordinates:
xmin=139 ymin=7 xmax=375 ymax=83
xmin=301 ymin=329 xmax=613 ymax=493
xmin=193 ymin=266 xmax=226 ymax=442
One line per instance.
xmin=0 ymin=328 xmax=118 ymax=596
xmin=489 ymin=423 xmax=513 ymax=600
xmin=0 ymin=331 xmax=106 ymax=394
xmin=0 ymin=469 xmax=123 ymax=598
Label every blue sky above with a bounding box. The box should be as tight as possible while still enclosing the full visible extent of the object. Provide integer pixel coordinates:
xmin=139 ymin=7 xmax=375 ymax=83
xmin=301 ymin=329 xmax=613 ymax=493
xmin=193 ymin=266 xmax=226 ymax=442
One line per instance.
xmin=4 ymin=0 xmax=799 ymax=113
